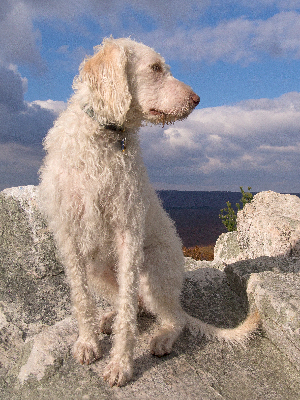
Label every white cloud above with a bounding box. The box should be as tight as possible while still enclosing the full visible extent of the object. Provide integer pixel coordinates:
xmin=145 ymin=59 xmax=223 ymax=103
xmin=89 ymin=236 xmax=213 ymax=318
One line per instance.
xmin=0 ymin=1 xmax=300 ymax=192
xmin=259 ymin=143 xmax=300 ymax=152
xmin=24 ymin=0 xmax=209 ymax=25
xmin=0 ymin=65 xmax=27 ymax=112
xmin=0 ymin=142 xmax=44 ymax=190
xmin=143 ymin=11 xmax=300 ymax=63
xmin=0 ymin=1 xmax=44 ymax=69
xmin=0 ymin=65 xmax=65 ymax=144
xmin=0 ymin=86 xmax=299 ymax=192
xmin=239 ymin=0 xmax=300 ymax=11
xmin=140 ymin=92 xmax=300 ymax=192
xmin=0 ymin=95 xmax=62 ymax=189
xmin=0 ymin=64 xmax=65 ymax=189
xmin=33 ymin=100 xmax=67 ymax=115
xmin=2 ymin=1 xmax=300 ymax=68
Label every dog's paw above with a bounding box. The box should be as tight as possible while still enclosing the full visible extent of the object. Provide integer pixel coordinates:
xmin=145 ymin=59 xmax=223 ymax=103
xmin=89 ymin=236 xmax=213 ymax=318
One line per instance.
xmin=103 ymin=357 xmax=133 ymax=387
xmin=99 ymin=311 xmax=116 ymax=335
xmin=73 ymin=335 xmax=102 ymax=365
xmin=150 ymin=328 xmax=178 ymax=357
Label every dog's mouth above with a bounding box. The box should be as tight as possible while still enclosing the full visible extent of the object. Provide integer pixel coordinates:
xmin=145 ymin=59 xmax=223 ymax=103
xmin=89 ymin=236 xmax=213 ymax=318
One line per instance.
xmin=149 ymin=109 xmax=164 ymax=116
xmin=148 ymin=108 xmax=191 ymax=126
xmin=148 ymin=109 xmax=175 ymax=127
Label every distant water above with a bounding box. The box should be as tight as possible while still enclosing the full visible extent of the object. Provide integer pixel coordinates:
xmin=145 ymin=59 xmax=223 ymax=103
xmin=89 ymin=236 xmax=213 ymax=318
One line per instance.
xmin=157 ymin=190 xmax=300 ymax=248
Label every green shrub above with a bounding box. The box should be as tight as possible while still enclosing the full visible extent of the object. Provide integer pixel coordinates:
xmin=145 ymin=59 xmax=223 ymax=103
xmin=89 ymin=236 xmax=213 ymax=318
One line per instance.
xmin=219 ymin=186 xmax=253 ymax=232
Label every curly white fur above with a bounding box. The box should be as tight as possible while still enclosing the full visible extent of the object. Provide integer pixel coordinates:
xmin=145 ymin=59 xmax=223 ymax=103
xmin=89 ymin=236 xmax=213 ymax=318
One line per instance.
xmin=39 ymin=37 xmax=259 ymax=387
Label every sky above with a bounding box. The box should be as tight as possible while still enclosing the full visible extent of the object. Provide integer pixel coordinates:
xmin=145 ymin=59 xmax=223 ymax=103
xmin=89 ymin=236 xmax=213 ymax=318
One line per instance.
xmin=1 ymin=1 xmax=300 ymax=193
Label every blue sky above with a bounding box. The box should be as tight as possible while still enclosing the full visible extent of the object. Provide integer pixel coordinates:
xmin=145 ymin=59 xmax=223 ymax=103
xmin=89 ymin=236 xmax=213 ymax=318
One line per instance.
xmin=1 ymin=0 xmax=300 ymax=192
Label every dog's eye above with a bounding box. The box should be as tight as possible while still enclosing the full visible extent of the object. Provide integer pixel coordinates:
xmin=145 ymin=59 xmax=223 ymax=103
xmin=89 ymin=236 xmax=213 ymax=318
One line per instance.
xmin=151 ymin=63 xmax=163 ymax=73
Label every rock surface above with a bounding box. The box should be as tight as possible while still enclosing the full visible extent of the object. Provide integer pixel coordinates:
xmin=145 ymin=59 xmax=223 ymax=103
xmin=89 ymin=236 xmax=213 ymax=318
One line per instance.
xmin=0 ymin=187 xmax=300 ymax=399
xmin=214 ymin=190 xmax=300 ymax=264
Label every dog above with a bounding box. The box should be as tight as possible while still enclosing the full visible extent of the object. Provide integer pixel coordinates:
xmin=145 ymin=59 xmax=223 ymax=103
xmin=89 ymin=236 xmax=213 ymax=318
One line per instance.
xmin=39 ymin=37 xmax=259 ymax=387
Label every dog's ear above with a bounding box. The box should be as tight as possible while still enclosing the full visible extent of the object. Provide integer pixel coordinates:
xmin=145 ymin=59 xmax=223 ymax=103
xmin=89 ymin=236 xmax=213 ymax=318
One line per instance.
xmin=80 ymin=39 xmax=132 ymax=126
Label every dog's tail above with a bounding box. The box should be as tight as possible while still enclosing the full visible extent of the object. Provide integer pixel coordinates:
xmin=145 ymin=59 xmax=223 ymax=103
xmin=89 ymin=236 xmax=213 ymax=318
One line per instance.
xmin=185 ymin=309 xmax=260 ymax=345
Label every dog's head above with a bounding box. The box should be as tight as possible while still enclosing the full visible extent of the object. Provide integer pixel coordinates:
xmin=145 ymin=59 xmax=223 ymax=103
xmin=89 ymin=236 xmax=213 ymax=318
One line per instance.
xmin=78 ymin=37 xmax=200 ymax=128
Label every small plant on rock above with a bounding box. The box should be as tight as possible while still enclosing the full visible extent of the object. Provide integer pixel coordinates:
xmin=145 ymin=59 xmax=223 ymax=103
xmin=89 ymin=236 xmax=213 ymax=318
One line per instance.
xmin=219 ymin=186 xmax=253 ymax=232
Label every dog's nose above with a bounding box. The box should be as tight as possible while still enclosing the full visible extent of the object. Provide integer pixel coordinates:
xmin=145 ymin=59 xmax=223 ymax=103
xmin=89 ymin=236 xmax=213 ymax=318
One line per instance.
xmin=190 ymin=93 xmax=200 ymax=106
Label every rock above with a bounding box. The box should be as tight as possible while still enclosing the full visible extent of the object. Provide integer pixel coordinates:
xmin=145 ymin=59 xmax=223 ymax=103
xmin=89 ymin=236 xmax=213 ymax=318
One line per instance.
xmin=0 ymin=185 xmax=63 ymax=278
xmin=213 ymin=231 xmax=242 ymax=266
xmin=238 ymin=191 xmax=300 ymax=259
xmin=225 ymin=256 xmax=300 ymax=298
xmin=213 ymin=190 xmax=300 ymax=377
xmin=1 ymin=186 xmax=300 ymax=399
xmin=0 ymin=186 xmax=71 ymax=388
xmin=214 ymin=191 xmax=300 ymax=264
xmin=18 ymin=317 xmax=78 ymax=384
xmin=247 ymin=271 xmax=300 ymax=372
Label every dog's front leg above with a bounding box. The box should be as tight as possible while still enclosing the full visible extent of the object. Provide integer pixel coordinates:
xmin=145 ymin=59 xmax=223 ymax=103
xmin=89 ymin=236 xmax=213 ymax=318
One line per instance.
xmin=103 ymin=229 xmax=141 ymax=387
xmin=65 ymin=252 xmax=102 ymax=365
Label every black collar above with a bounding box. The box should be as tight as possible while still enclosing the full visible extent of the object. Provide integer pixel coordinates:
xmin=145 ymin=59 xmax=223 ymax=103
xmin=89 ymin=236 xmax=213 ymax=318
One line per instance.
xmin=84 ymin=106 xmax=127 ymax=152
xmin=84 ymin=107 xmax=125 ymax=132
xmin=103 ymin=123 xmax=125 ymax=132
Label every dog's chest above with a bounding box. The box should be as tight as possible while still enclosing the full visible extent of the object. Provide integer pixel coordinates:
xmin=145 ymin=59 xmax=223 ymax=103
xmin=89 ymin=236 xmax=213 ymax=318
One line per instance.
xmin=86 ymin=142 xmax=146 ymax=209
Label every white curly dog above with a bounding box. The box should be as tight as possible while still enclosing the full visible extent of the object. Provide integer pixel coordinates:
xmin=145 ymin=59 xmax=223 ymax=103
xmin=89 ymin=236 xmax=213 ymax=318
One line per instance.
xmin=39 ymin=37 xmax=259 ymax=387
